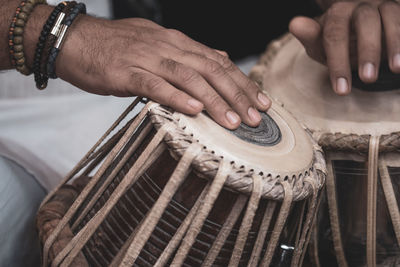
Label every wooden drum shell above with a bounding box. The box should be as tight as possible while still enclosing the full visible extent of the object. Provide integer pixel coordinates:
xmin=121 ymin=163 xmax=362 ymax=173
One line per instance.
xmin=37 ymin=100 xmax=325 ymax=267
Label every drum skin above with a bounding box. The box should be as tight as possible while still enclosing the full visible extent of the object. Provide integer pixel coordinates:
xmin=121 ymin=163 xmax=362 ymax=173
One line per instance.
xmin=251 ymin=33 xmax=400 ymax=267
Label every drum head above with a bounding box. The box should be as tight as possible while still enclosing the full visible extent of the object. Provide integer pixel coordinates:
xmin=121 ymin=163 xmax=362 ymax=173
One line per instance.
xmin=255 ymin=34 xmax=400 ymax=136
xmin=148 ymin=101 xmax=316 ymax=191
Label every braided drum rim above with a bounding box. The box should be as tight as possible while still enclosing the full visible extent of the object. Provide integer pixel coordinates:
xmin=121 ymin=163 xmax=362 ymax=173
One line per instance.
xmin=148 ymin=103 xmax=326 ymax=201
xmin=248 ymin=33 xmax=400 ymax=153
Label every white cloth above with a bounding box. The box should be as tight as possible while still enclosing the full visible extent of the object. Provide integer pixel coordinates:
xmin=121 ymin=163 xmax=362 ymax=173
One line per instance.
xmin=0 ymin=91 xmax=140 ymax=191
xmin=0 ymin=0 xmax=133 ymax=192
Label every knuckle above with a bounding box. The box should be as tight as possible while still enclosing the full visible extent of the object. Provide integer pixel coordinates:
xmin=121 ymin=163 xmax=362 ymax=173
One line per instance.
xmin=154 ymin=40 xmax=172 ymax=50
xmin=220 ymin=56 xmax=235 ymax=71
xmin=217 ymin=50 xmax=229 ymax=57
xmin=232 ymin=90 xmax=248 ymax=105
xmin=328 ymin=2 xmax=352 ymax=15
xmin=243 ymin=79 xmax=257 ymax=93
xmin=205 ymin=60 xmax=225 ymax=76
xmin=129 ymin=71 xmax=147 ymax=90
xmin=160 ymin=58 xmax=179 ymax=73
xmin=323 ymin=23 xmax=347 ymax=44
xmin=207 ymin=93 xmax=224 ymax=107
xmin=353 ymin=3 xmax=376 ymax=20
xmin=167 ymin=91 xmax=182 ymax=107
xmin=179 ymin=67 xmax=200 ymax=84
xmin=146 ymin=77 xmax=164 ymax=94
xmin=379 ymin=1 xmax=398 ymax=13
xmin=160 ymin=58 xmax=199 ymax=84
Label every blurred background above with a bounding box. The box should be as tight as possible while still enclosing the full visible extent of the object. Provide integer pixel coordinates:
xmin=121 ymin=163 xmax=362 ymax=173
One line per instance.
xmin=112 ymin=0 xmax=322 ymax=62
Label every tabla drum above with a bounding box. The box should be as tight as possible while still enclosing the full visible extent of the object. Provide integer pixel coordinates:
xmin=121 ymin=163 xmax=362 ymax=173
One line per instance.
xmin=250 ymin=33 xmax=400 ymax=267
xmin=36 ymin=97 xmax=325 ymax=267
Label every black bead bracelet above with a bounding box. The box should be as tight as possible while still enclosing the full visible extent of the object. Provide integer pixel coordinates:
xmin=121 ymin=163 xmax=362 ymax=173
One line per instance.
xmin=33 ymin=2 xmax=67 ymax=89
xmin=47 ymin=2 xmax=86 ymax=79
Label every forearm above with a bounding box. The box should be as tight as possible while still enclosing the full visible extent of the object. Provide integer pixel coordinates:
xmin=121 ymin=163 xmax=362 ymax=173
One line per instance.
xmin=0 ymin=0 xmax=52 ymax=70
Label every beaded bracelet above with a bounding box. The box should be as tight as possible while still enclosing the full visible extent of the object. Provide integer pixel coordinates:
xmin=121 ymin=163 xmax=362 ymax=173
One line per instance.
xmin=33 ymin=2 xmax=78 ymax=89
xmin=8 ymin=0 xmax=47 ymax=76
xmin=47 ymin=2 xmax=86 ymax=79
xmin=33 ymin=2 xmax=67 ymax=89
xmin=40 ymin=2 xmax=77 ymax=72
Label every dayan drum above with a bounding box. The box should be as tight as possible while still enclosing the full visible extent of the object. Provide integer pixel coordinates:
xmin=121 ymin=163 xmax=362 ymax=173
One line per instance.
xmin=36 ymin=97 xmax=325 ymax=267
xmin=250 ymin=33 xmax=400 ymax=267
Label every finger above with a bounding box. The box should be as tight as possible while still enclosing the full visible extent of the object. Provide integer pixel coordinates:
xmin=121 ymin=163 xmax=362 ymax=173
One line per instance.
xmin=148 ymin=57 xmax=244 ymax=129
xmin=151 ymin=28 xmax=268 ymax=108
xmin=289 ymin=16 xmax=326 ymax=64
xmin=379 ymin=1 xmax=400 ymax=73
xmin=353 ymin=2 xmax=381 ymax=83
xmin=216 ymin=54 xmax=272 ymax=112
xmin=323 ymin=2 xmax=354 ymax=95
xmin=146 ymin=41 xmax=267 ymax=125
xmin=128 ymin=68 xmax=204 ymax=115
xmin=172 ymin=52 xmax=266 ymax=126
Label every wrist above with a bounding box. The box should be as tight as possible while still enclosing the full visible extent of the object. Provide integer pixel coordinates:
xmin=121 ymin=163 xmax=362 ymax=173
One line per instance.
xmin=55 ymin=14 xmax=99 ymax=82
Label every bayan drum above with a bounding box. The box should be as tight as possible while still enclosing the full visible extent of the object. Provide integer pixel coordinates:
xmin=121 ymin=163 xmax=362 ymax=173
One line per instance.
xmin=250 ymin=33 xmax=400 ymax=267
xmin=36 ymin=97 xmax=325 ymax=267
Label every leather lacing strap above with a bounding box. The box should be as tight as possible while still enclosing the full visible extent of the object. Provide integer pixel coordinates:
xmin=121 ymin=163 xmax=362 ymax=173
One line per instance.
xmin=153 ymin=183 xmax=211 ymax=267
xmin=325 ymin=136 xmax=381 ymax=267
xmin=40 ymin=98 xmax=141 ymax=212
xmin=53 ymin=121 xmax=173 ymax=267
xmin=292 ymin=175 xmax=320 ymax=267
xmin=70 ymin=122 xmax=154 ymax=230
xmin=247 ymin=201 xmax=277 ymax=267
xmin=325 ymin=152 xmax=349 ymax=267
xmin=227 ymin=174 xmax=263 ymax=267
xmin=109 ymin=182 xmax=211 ymax=267
xmin=260 ymin=180 xmax=293 ymax=266
xmin=201 ymin=195 xmax=248 ymax=267
xmin=119 ymin=143 xmax=202 ymax=267
xmin=170 ymin=160 xmax=230 ymax=266
xmin=379 ymin=158 xmax=400 ymax=250
xmin=43 ymin=99 xmax=147 ymax=267
xmin=367 ymin=135 xmax=380 ymax=267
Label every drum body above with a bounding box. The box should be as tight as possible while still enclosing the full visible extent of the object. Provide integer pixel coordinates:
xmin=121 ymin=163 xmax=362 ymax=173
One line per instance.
xmin=37 ymin=98 xmax=325 ymax=267
xmin=251 ymin=33 xmax=400 ymax=267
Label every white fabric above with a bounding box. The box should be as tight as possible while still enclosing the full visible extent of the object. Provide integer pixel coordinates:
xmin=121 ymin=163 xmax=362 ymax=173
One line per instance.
xmin=0 ymin=156 xmax=45 ymax=267
xmin=0 ymin=92 xmax=139 ymax=191
xmin=0 ymin=0 xmax=126 ymax=192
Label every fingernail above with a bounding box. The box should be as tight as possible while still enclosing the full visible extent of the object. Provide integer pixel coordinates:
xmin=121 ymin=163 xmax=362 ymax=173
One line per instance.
xmin=257 ymin=92 xmax=270 ymax=106
xmin=336 ymin=78 xmax=348 ymax=95
xmin=187 ymin=98 xmax=203 ymax=110
xmin=362 ymin=63 xmax=375 ymax=80
xmin=393 ymin=54 xmax=400 ymax=70
xmin=226 ymin=111 xmax=240 ymax=125
xmin=248 ymin=107 xmax=261 ymax=122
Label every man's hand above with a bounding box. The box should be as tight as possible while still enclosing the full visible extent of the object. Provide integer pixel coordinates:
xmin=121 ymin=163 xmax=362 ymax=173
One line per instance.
xmin=289 ymin=0 xmax=400 ymax=95
xmin=55 ymin=16 xmax=270 ymax=129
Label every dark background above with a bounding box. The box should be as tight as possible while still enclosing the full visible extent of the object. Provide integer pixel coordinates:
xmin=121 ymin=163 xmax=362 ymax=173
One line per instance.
xmin=111 ymin=0 xmax=322 ymax=61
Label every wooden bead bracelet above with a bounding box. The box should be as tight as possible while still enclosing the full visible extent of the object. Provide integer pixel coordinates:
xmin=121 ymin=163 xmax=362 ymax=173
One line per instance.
xmin=8 ymin=0 xmax=47 ymax=76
